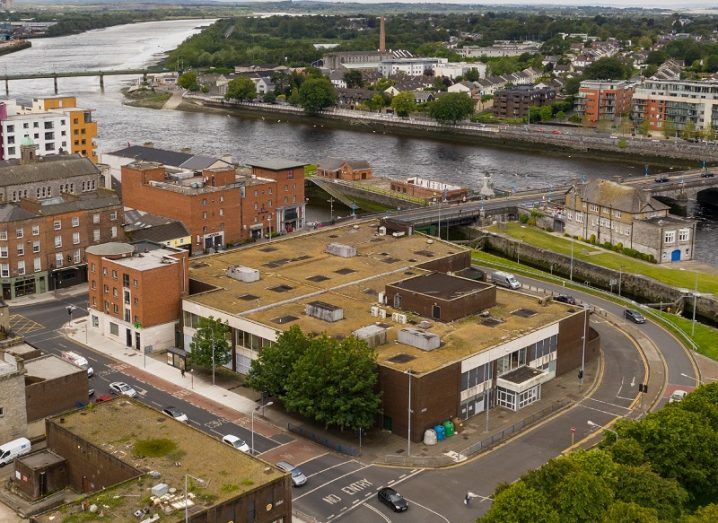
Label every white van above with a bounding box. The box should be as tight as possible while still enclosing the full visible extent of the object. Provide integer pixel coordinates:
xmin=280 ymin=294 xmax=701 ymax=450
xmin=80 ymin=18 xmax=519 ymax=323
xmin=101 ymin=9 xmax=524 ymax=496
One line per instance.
xmin=61 ymin=351 xmax=94 ymax=377
xmin=0 ymin=437 xmax=31 ymax=467
xmin=491 ymin=271 xmax=522 ymax=290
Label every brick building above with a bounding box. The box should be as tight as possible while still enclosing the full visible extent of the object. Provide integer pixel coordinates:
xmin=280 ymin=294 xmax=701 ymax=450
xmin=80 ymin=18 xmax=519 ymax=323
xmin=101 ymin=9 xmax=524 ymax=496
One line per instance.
xmin=0 ymin=352 xmax=27 ymax=443
xmin=563 ymin=179 xmax=697 ymax=263
xmin=86 ymin=241 xmax=188 ymax=353
xmin=182 ymin=221 xmax=597 ymax=440
xmin=121 ymin=159 xmax=306 ymax=254
xmin=0 ymin=145 xmax=122 ymax=299
xmin=493 ymin=84 xmax=556 ymax=119
xmin=317 ymin=158 xmax=373 ymax=181
xmin=389 ymin=177 xmax=468 ymax=202
xmin=575 ymin=80 xmax=634 ymax=124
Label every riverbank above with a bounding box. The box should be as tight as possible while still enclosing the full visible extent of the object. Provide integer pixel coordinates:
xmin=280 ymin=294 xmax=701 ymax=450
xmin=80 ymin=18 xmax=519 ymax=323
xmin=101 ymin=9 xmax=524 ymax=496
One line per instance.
xmin=0 ymin=40 xmax=30 ymax=57
xmin=178 ymin=96 xmax=700 ymax=169
xmin=121 ymin=87 xmax=172 ymax=109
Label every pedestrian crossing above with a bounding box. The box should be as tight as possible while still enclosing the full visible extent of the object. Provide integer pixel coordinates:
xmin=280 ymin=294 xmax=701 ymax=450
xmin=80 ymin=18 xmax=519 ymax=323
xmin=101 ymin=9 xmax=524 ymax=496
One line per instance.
xmin=9 ymin=314 xmax=44 ymax=335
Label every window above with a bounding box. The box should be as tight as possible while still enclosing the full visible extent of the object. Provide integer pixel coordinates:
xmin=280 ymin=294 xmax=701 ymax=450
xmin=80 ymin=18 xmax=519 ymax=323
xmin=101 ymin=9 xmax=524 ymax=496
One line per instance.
xmin=103 ymin=284 xmax=108 ymax=294
xmin=112 ymin=288 xmax=118 ymax=297
xmin=102 ymin=267 xmax=107 ymax=276
xmin=73 ymin=249 xmax=81 ymax=264
xmin=133 ymin=279 xmax=139 ymax=288
xmin=93 ymin=229 xmax=100 ymax=242
xmin=0 ymin=264 xmax=8 ymax=277
xmin=32 ymin=241 xmax=40 ymax=253
xmin=17 ymin=261 xmax=25 ymax=275
xmin=679 ymin=229 xmax=690 ymax=242
xmin=16 ymin=244 xmax=23 ymax=256
xmin=55 ymin=253 xmax=63 ymax=267
xmin=53 ymin=220 xmax=61 ymax=230
xmin=111 ymin=226 xmax=117 ymax=238
xmin=123 ymin=273 xmax=130 ymax=287
xmin=15 ymin=228 xmax=23 ymax=239
xmin=589 ymin=204 xmax=599 ymax=212
xmin=202 ymin=211 xmax=208 ymax=219
xmin=110 ymin=322 xmax=119 ymax=336
xmin=72 ymin=232 xmax=80 ymax=245
xmin=110 ymin=211 xmax=117 ymax=221
xmin=91 ymin=280 xmax=96 ymax=290
xmin=54 ymin=236 xmax=62 ymax=248
xmin=613 ymin=209 xmax=622 ymax=218
xmin=113 ymin=304 xmax=119 ymax=314
xmin=32 ymin=225 xmax=39 ymax=236
xmin=124 ymin=290 xmax=130 ymax=304
xmin=72 ymin=216 xmax=80 ymax=227
xmin=124 ymin=309 xmax=131 ymax=322
xmin=664 ymin=230 xmax=676 ymax=244
xmin=0 ymin=246 xmax=6 ymax=258
xmin=219 ymin=209 xmax=224 ymax=216
xmin=575 ymin=212 xmax=583 ymax=223
xmin=34 ymin=257 xmax=41 ymax=273
xmin=0 ymin=231 xmax=6 ymax=241
xmin=201 ymin=199 xmax=208 ymax=206
xmin=112 ymin=270 xmax=118 ymax=279
xmin=92 ymin=213 xmax=100 ymax=224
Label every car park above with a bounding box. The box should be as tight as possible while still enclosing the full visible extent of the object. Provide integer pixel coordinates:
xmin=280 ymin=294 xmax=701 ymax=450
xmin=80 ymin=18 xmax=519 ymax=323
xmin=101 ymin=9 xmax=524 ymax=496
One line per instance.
xmin=378 ymin=487 xmax=408 ymax=512
xmin=624 ymin=309 xmax=646 ymax=324
xmin=669 ymin=390 xmax=688 ymax=403
xmin=222 ymin=434 xmax=250 ymax=453
xmin=554 ymin=295 xmax=577 ymax=305
xmin=109 ymin=381 xmax=138 ymax=398
xmin=701 ymin=171 xmax=714 ymax=178
xmin=162 ymin=407 xmax=188 ymax=422
xmin=276 ymin=461 xmax=307 ymax=487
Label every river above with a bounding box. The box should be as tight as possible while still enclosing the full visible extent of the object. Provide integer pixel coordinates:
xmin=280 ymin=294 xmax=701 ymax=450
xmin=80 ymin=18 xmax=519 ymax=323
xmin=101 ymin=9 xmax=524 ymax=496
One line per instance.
xmin=0 ymin=19 xmax=715 ymax=265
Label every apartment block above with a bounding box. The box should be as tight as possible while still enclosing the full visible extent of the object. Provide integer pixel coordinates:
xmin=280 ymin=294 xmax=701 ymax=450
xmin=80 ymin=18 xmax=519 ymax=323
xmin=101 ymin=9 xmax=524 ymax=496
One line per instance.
xmin=632 ymin=79 xmax=718 ymax=132
xmin=86 ymin=241 xmax=189 ymax=352
xmin=563 ymin=179 xmax=697 ymax=263
xmin=575 ymin=80 xmax=634 ymax=124
xmin=378 ymin=57 xmax=448 ymax=77
xmin=493 ymin=85 xmax=556 ymax=119
xmin=30 ymin=97 xmax=98 ymax=162
xmin=121 ymin=159 xmax=306 ymax=254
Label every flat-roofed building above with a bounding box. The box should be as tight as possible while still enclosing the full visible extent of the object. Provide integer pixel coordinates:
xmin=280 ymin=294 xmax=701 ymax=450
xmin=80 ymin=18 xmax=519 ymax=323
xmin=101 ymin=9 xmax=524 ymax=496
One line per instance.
xmin=183 ymin=220 xmax=597 ymax=441
xmin=575 ymin=80 xmax=634 ymax=124
xmin=24 ymin=354 xmax=88 ymax=421
xmin=33 ymin=400 xmax=291 ymax=522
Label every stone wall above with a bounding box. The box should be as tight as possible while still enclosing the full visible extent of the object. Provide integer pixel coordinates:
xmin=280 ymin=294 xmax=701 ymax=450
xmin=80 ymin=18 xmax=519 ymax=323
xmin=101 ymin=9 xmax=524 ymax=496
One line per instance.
xmin=481 ymin=232 xmax=718 ymax=323
xmin=0 ymin=354 xmax=27 ymax=443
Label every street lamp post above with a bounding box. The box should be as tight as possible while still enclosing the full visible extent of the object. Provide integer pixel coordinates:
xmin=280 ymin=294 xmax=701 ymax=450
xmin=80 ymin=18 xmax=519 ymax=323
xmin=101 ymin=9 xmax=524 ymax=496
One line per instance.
xmin=327 ymin=197 xmax=335 ymax=222
xmin=579 ymin=305 xmax=589 ymax=392
xmin=211 ymin=335 xmax=216 ymax=386
xmin=184 ymin=474 xmax=206 ymax=523
xmin=406 ymin=369 xmax=412 ymax=457
xmin=66 ymin=304 xmax=76 ymax=328
xmin=251 ymin=401 xmax=273 ymax=455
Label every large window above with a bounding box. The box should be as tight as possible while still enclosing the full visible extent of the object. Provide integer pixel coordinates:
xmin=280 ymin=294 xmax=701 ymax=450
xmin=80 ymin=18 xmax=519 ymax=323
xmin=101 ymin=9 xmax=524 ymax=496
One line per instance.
xmin=109 ymin=322 xmax=119 ymax=336
xmin=460 ymin=362 xmax=493 ymax=391
xmin=497 ymin=348 xmax=527 ymax=376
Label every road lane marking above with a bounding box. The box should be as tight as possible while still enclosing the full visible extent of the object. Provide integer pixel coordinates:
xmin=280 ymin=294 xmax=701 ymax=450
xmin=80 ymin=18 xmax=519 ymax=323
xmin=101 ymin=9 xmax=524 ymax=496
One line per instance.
xmin=295 ymin=464 xmax=372 ymax=500
xmin=362 ymin=503 xmax=391 ymax=523
xmin=307 ymin=459 xmax=361 ymax=479
xmin=402 ymin=496 xmax=450 ymax=522
xmin=583 ymin=397 xmax=632 ymax=410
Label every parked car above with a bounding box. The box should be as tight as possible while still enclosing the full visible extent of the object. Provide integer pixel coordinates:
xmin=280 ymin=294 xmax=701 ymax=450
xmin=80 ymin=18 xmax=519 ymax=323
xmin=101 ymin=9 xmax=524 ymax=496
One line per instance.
xmin=624 ymin=309 xmax=646 ymax=324
xmin=109 ymin=381 xmax=138 ymax=398
xmin=655 ymin=175 xmax=670 ymax=183
xmin=276 ymin=461 xmax=308 ymax=487
xmin=554 ymin=295 xmax=577 ymax=305
xmin=95 ymin=394 xmax=113 ymax=403
xmin=0 ymin=437 xmax=31 ymax=467
xmin=701 ymin=171 xmax=715 ymax=178
xmin=378 ymin=487 xmax=408 ymax=512
xmin=162 ymin=407 xmax=188 ymax=423
xmin=669 ymin=390 xmax=688 ymax=403
xmin=222 ymin=434 xmax=250 ymax=453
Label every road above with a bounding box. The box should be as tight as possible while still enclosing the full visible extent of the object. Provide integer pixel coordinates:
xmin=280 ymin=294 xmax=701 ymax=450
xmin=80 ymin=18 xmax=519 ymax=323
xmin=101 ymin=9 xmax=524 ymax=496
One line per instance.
xmin=11 ymin=274 xmax=697 ymax=523
xmin=11 ymin=296 xmax=282 ymax=456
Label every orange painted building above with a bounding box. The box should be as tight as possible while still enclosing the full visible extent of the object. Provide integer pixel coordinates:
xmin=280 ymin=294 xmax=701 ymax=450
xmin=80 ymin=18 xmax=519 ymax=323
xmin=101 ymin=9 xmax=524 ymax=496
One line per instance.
xmin=31 ymin=97 xmax=98 ymax=162
xmin=575 ymin=80 xmax=634 ymax=124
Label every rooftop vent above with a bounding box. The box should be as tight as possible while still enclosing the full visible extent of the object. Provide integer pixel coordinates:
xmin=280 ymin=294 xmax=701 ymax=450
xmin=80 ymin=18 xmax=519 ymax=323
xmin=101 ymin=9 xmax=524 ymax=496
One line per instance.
xmin=382 ymin=257 xmax=400 ymax=264
xmin=398 ymin=328 xmax=441 ymax=351
xmin=227 ymin=265 xmax=260 ymax=283
xmin=353 ymin=324 xmax=388 ymax=348
xmin=388 ymin=353 xmax=416 ymax=364
xmin=190 ymin=262 xmax=209 ymax=269
xmin=272 ymin=315 xmax=298 ymax=325
xmin=305 ymin=301 xmax=344 ymax=322
xmin=307 ymin=275 xmax=330 ymax=283
xmin=264 ymin=258 xmax=290 ymax=269
xmin=260 ymin=246 xmax=278 ymax=253
xmin=512 ymin=308 xmax=537 ymax=318
xmin=269 ymin=284 xmax=294 ymax=293
xmin=238 ymin=294 xmax=259 ymax=301
xmin=414 ymin=250 xmax=434 ymax=258
xmin=326 ymin=243 xmax=357 ymax=258
xmin=481 ymin=317 xmax=504 ymax=327
xmin=335 ymin=267 xmax=357 ymax=275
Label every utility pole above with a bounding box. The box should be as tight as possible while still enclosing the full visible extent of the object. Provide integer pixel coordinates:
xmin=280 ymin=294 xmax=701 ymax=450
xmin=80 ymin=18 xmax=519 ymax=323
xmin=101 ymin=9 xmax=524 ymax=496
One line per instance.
xmin=406 ymin=369 xmax=412 ymax=457
xmin=327 ymin=197 xmax=335 ymax=222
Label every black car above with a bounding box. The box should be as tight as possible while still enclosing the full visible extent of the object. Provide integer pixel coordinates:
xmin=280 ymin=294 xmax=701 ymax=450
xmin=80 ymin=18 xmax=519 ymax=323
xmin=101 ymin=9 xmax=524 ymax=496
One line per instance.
xmin=554 ymin=294 xmax=577 ymax=305
xmin=624 ymin=309 xmax=646 ymax=324
xmin=378 ymin=487 xmax=408 ymax=512
xmin=655 ymin=175 xmax=670 ymax=183
xmin=701 ymin=171 xmax=715 ymax=178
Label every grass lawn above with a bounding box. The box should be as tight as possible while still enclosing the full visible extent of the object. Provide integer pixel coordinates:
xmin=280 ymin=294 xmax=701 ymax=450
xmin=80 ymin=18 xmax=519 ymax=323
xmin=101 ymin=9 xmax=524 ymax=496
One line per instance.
xmin=471 ymin=250 xmax=718 ymax=361
xmin=487 ymin=223 xmax=718 ymax=296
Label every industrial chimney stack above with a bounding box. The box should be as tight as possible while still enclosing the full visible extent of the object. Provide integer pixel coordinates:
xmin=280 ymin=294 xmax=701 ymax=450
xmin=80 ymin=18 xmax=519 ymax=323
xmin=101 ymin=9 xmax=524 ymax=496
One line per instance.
xmin=379 ymin=16 xmax=386 ymax=53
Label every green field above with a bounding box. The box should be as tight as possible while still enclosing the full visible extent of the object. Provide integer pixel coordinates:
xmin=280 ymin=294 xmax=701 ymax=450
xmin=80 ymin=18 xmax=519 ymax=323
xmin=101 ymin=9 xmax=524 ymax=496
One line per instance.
xmin=487 ymin=223 xmax=718 ymax=295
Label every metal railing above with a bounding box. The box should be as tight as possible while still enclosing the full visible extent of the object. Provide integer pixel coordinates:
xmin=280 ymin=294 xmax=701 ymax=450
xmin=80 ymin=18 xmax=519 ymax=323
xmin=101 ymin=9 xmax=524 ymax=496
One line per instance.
xmin=287 ymin=422 xmax=360 ymax=457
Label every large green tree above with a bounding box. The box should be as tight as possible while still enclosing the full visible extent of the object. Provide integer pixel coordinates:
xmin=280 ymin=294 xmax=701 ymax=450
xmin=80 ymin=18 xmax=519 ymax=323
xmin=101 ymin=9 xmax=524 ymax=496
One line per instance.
xmin=428 ymin=92 xmax=475 ymax=124
xmin=284 ymin=335 xmax=381 ymax=431
xmin=391 ymin=91 xmax=416 ymax=117
xmin=298 ymin=77 xmax=337 ymax=114
xmin=188 ymin=316 xmax=231 ymax=370
xmin=225 ymin=76 xmax=257 ymax=101
xmin=343 ymin=69 xmax=363 ymax=88
xmin=583 ymin=57 xmax=631 ymax=80
xmin=479 ymin=482 xmax=559 ymax=523
xmin=177 ymin=70 xmax=199 ymax=92
xmin=246 ymin=326 xmax=310 ymax=398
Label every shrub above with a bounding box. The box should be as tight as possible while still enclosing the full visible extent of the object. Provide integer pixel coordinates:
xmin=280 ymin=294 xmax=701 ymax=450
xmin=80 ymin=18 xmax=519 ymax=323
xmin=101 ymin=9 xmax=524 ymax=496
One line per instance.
xmin=133 ymin=438 xmax=178 ymax=458
xmin=519 ymin=214 xmax=530 ymax=224
xmin=589 ymin=234 xmax=597 ymax=244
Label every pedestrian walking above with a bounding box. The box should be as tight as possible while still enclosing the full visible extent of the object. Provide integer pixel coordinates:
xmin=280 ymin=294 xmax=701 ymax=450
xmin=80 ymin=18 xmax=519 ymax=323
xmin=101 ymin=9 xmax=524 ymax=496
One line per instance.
xmin=464 ymin=492 xmax=470 ymax=506
xmin=180 ymin=367 xmax=185 ymax=378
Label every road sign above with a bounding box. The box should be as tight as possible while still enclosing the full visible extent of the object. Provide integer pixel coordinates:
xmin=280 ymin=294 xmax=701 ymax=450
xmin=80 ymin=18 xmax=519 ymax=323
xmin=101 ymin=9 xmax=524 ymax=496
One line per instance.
xmin=570 ymin=427 xmax=576 ymax=433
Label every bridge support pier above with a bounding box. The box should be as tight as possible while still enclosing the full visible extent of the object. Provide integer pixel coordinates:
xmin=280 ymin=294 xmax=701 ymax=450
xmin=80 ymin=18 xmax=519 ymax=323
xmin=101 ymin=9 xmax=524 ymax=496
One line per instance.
xmin=53 ymin=75 xmax=58 ymax=94
xmin=99 ymin=73 xmax=104 ymax=91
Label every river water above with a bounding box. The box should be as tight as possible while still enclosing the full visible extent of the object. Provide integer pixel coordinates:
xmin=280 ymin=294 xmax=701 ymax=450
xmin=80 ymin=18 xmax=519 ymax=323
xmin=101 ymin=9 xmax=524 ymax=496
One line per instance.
xmin=0 ymin=19 xmax=715 ymax=265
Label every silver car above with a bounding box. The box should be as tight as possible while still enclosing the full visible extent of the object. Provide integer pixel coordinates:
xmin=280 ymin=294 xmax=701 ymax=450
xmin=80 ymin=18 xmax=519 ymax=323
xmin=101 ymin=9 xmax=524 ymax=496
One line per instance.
xmin=276 ymin=461 xmax=307 ymax=487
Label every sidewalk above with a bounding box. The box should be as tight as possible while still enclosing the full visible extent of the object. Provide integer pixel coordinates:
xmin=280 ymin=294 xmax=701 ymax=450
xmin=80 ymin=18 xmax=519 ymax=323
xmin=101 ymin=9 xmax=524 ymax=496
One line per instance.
xmin=6 ymin=283 xmax=88 ymax=308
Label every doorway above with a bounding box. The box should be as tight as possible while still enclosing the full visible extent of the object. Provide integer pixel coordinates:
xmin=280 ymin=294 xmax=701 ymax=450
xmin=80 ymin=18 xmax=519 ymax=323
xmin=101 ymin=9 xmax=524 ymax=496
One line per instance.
xmin=125 ymin=328 xmax=132 ymax=347
xmin=671 ymin=249 xmax=681 ymax=262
